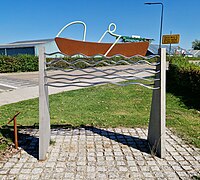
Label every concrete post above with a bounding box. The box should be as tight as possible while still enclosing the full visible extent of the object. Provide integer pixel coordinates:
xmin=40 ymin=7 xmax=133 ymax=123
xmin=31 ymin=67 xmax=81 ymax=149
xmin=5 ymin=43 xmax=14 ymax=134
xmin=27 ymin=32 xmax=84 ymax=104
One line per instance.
xmin=39 ymin=46 xmax=51 ymax=160
xmin=148 ymin=48 xmax=166 ymax=158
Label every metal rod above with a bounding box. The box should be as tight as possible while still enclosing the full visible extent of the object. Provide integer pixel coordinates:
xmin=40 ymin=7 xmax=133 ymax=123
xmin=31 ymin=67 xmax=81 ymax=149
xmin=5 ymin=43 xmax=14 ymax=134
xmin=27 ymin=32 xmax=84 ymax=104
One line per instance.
xmin=13 ymin=117 xmax=18 ymax=149
xmin=159 ymin=3 xmax=164 ymax=49
xmin=7 ymin=112 xmax=20 ymax=149
xmin=145 ymin=2 xmax=164 ymax=51
xmin=169 ymin=31 xmax=172 ymax=62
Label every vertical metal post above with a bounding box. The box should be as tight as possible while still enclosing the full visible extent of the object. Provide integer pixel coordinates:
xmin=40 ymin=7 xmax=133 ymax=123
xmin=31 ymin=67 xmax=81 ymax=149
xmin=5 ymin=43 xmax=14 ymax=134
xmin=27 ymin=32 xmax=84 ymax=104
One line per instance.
xmin=7 ymin=112 xmax=20 ymax=149
xmin=159 ymin=3 xmax=164 ymax=50
xmin=148 ymin=48 xmax=166 ymax=158
xmin=13 ymin=117 xmax=18 ymax=149
xmin=144 ymin=2 xmax=164 ymax=51
xmin=169 ymin=31 xmax=172 ymax=62
xmin=39 ymin=46 xmax=51 ymax=160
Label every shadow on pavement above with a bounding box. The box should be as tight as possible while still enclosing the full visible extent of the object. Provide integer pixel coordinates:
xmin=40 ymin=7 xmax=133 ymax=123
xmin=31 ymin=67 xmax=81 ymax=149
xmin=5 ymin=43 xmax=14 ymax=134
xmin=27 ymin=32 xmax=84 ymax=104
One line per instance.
xmin=0 ymin=126 xmax=39 ymax=159
xmin=1 ymin=125 xmax=151 ymax=159
xmin=84 ymin=126 xmax=151 ymax=155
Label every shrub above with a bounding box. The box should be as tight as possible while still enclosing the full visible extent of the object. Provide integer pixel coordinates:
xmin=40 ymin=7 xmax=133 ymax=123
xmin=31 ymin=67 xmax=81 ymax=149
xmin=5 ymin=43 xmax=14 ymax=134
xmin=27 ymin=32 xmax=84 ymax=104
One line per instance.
xmin=168 ymin=56 xmax=200 ymax=109
xmin=0 ymin=54 xmax=159 ymax=73
xmin=0 ymin=55 xmax=38 ymax=73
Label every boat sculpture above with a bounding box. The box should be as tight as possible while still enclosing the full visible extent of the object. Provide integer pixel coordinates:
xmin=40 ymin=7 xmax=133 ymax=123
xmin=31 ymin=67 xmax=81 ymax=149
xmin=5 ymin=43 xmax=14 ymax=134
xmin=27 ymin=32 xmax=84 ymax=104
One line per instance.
xmin=55 ymin=21 xmax=151 ymax=57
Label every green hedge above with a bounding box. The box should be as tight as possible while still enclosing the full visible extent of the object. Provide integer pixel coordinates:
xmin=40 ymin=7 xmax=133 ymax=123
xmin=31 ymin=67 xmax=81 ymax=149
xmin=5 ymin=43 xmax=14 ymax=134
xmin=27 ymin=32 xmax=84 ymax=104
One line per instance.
xmin=0 ymin=55 xmax=38 ymax=73
xmin=168 ymin=57 xmax=200 ymax=108
xmin=0 ymin=55 xmax=159 ymax=73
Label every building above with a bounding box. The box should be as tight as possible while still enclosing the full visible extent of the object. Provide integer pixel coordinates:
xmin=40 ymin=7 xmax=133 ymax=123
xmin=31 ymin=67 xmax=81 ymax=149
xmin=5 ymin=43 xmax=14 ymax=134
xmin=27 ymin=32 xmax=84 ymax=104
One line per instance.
xmin=147 ymin=44 xmax=191 ymax=56
xmin=188 ymin=50 xmax=200 ymax=57
xmin=0 ymin=39 xmax=59 ymax=56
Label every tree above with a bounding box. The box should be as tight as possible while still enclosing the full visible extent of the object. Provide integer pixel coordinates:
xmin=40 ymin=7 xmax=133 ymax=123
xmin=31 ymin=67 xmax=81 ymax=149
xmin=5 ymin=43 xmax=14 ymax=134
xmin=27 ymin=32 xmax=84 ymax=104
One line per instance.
xmin=192 ymin=39 xmax=200 ymax=50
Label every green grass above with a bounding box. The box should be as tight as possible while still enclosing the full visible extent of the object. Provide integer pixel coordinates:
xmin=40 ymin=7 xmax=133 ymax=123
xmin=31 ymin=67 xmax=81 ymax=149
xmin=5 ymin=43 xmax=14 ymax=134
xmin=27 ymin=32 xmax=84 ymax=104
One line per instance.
xmin=0 ymin=84 xmax=199 ymax=152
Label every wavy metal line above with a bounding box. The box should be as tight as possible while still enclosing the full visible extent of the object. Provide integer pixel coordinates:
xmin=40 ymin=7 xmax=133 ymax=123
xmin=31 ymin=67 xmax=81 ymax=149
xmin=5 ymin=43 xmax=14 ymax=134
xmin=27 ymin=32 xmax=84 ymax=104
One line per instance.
xmin=45 ymin=71 xmax=157 ymax=82
xmin=46 ymin=66 xmax=159 ymax=76
xmin=45 ymin=74 xmax=160 ymax=82
xmin=45 ymin=51 xmax=160 ymax=60
xmin=46 ymin=81 xmax=159 ymax=90
xmin=45 ymin=72 xmax=157 ymax=79
xmin=46 ymin=58 xmax=160 ymax=67
xmin=46 ymin=59 xmax=116 ymax=66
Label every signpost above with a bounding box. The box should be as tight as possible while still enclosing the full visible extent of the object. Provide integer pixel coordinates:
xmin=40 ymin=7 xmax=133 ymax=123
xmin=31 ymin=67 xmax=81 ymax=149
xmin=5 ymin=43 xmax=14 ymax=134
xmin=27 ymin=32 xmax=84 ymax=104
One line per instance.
xmin=162 ymin=34 xmax=180 ymax=58
xmin=162 ymin=34 xmax=180 ymax=44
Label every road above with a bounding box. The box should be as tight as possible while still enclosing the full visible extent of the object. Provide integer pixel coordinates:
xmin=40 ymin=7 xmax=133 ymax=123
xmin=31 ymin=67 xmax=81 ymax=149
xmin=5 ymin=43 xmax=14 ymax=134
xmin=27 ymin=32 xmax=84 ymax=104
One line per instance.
xmin=0 ymin=71 xmax=38 ymax=93
xmin=0 ymin=64 xmax=157 ymax=106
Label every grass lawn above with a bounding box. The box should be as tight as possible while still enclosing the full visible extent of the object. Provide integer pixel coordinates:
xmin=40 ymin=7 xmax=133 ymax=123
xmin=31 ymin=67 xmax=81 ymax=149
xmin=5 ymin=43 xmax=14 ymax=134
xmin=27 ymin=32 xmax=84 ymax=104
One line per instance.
xmin=0 ymin=83 xmax=200 ymax=152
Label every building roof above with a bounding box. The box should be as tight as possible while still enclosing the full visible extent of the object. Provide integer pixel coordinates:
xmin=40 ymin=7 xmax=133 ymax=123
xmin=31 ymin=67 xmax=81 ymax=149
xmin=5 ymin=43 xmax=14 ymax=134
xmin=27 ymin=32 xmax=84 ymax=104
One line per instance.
xmin=0 ymin=39 xmax=54 ymax=49
xmin=148 ymin=44 xmax=191 ymax=55
xmin=188 ymin=49 xmax=200 ymax=56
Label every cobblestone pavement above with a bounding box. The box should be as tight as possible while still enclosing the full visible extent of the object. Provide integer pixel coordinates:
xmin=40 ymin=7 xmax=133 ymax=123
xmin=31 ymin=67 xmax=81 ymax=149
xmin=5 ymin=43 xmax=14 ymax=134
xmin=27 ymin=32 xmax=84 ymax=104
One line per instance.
xmin=0 ymin=127 xmax=199 ymax=180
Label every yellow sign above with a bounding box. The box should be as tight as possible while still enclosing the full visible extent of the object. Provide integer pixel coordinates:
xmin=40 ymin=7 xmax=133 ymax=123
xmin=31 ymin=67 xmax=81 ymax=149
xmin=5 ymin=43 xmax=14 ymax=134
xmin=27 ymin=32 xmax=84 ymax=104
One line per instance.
xmin=162 ymin=34 xmax=180 ymax=44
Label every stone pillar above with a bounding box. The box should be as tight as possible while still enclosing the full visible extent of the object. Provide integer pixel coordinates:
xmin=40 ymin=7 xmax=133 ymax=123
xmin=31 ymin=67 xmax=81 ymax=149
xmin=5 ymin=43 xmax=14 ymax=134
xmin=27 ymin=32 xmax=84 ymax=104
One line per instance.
xmin=148 ymin=48 xmax=166 ymax=158
xmin=39 ymin=46 xmax=51 ymax=160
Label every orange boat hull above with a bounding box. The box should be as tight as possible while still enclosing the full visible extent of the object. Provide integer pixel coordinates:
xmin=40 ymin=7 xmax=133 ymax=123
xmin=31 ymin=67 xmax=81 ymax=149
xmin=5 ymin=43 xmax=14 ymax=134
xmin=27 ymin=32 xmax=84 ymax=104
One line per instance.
xmin=55 ymin=37 xmax=149 ymax=57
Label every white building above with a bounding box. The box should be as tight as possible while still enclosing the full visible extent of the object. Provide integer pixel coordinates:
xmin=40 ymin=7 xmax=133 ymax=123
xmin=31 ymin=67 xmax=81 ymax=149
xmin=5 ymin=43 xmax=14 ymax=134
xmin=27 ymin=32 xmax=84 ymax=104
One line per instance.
xmin=0 ymin=39 xmax=60 ymax=57
xmin=188 ymin=50 xmax=200 ymax=57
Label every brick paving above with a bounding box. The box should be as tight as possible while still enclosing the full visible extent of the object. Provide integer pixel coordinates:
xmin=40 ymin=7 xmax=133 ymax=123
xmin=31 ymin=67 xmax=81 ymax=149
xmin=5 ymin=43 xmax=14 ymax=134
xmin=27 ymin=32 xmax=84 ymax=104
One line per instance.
xmin=0 ymin=127 xmax=199 ymax=179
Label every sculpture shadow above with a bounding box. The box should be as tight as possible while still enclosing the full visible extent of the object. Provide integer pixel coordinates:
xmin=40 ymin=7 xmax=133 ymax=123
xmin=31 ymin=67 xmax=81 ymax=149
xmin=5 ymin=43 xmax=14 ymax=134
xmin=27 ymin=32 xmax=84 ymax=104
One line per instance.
xmin=0 ymin=126 xmax=39 ymax=159
xmin=83 ymin=126 xmax=151 ymax=155
xmin=1 ymin=124 xmax=151 ymax=159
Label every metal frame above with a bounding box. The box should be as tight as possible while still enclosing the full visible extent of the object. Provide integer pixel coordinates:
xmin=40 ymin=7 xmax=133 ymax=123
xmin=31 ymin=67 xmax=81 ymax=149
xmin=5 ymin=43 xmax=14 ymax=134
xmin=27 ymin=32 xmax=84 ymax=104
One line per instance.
xmin=39 ymin=47 xmax=166 ymax=160
xmin=56 ymin=21 xmax=87 ymax=41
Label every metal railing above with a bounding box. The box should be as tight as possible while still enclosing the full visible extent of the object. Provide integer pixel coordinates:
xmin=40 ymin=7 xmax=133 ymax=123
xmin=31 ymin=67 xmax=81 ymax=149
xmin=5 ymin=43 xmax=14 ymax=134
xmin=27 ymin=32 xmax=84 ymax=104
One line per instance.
xmin=44 ymin=53 xmax=160 ymax=90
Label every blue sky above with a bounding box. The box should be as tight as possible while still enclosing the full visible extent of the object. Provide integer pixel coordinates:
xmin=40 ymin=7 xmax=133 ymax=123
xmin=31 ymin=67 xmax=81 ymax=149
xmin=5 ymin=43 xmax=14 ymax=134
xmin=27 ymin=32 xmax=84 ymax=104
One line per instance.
xmin=0 ymin=0 xmax=199 ymax=50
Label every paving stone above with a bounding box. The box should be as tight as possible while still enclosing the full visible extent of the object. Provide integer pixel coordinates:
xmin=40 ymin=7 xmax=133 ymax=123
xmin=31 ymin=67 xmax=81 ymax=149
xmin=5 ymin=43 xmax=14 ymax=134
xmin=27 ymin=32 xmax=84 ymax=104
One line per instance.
xmin=127 ymin=160 xmax=137 ymax=166
xmin=96 ymin=172 xmax=107 ymax=179
xmin=171 ymin=165 xmax=184 ymax=171
xmin=0 ymin=127 xmax=199 ymax=179
xmin=9 ymin=168 xmax=21 ymax=174
xmin=153 ymin=171 xmax=165 ymax=178
xmin=147 ymin=160 xmax=157 ymax=166
xmin=0 ymin=168 xmax=9 ymax=175
xmin=150 ymin=165 xmax=160 ymax=171
xmin=6 ymin=175 xmax=17 ymax=180
xmin=55 ymin=167 xmax=65 ymax=173
xmin=45 ymin=161 xmax=56 ymax=168
xmin=18 ymin=174 xmax=31 ymax=179
xmin=23 ymin=162 xmax=34 ymax=168
xmin=3 ymin=162 xmax=15 ymax=168
xmin=116 ymin=160 xmax=126 ymax=166
xmin=143 ymin=172 xmax=154 ymax=178
xmin=31 ymin=167 xmax=43 ymax=174
xmin=139 ymin=165 xmax=151 ymax=172
xmin=64 ymin=172 xmax=75 ymax=179
xmin=165 ymin=171 xmax=179 ymax=178
xmin=30 ymin=174 xmax=41 ymax=180
xmin=129 ymin=166 xmax=139 ymax=172
xmin=20 ymin=168 xmax=32 ymax=174
xmin=0 ymin=175 xmax=7 ymax=180
xmin=87 ymin=171 xmax=97 ymax=178
xmin=52 ymin=173 xmax=64 ymax=179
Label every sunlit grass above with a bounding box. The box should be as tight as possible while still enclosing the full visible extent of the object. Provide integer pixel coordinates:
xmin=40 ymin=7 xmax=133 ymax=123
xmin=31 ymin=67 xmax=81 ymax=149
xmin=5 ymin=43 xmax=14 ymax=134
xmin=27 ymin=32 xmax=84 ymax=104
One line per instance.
xmin=0 ymin=83 xmax=199 ymax=152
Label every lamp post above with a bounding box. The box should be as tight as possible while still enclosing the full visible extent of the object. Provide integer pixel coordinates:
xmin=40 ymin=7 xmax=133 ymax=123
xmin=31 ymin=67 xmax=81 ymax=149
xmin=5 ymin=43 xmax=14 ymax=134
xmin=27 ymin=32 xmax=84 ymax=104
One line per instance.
xmin=145 ymin=2 xmax=164 ymax=51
